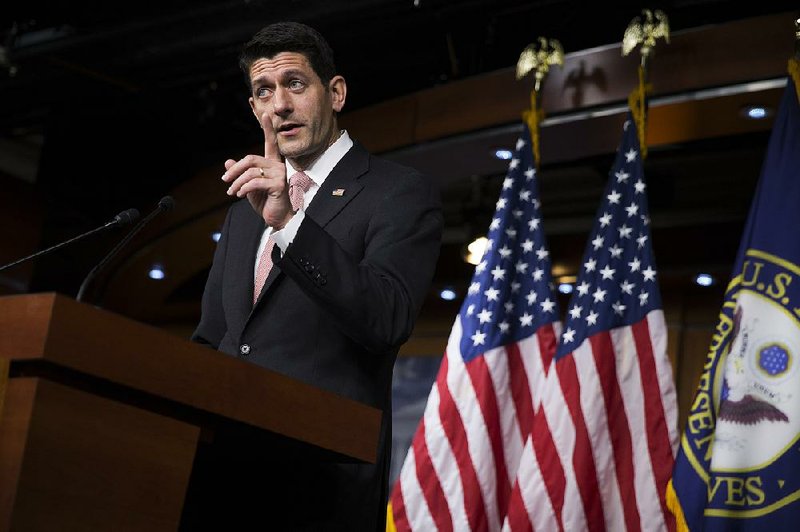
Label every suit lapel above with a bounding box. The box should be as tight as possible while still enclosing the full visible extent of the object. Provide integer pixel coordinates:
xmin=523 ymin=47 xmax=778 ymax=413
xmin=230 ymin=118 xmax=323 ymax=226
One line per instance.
xmin=305 ymin=142 xmax=368 ymax=228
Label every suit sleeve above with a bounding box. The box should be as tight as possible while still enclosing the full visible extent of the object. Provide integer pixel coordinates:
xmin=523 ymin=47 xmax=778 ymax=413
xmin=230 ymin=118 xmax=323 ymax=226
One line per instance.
xmin=191 ymin=207 xmax=232 ymax=348
xmin=276 ymin=171 xmax=443 ymax=355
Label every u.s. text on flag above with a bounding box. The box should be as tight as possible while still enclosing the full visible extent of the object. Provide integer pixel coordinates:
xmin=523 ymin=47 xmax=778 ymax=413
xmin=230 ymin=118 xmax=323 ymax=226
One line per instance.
xmin=503 ymin=116 xmax=678 ymax=532
xmin=388 ymin=123 xmax=560 ymax=532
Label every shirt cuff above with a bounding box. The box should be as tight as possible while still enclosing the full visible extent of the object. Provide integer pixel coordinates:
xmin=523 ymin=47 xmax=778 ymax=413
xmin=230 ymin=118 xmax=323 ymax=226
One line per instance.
xmin=272 ymin=210 xmax=305 ymax=254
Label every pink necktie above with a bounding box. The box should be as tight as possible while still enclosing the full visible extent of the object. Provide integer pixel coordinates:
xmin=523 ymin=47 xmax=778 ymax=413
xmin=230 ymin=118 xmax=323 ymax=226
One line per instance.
xmin=253 ymin=171 xmax=314 ymax=303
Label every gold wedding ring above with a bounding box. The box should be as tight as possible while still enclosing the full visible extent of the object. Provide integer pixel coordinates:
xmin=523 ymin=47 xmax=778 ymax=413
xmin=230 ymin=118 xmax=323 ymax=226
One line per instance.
xmin=259 ymin=168 xmax=265 ymax=178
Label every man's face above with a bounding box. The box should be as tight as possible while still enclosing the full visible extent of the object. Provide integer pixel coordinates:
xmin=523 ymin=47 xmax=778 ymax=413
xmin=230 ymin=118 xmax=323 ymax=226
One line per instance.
xmin=248 ymin=52 xmax=346 ymax=168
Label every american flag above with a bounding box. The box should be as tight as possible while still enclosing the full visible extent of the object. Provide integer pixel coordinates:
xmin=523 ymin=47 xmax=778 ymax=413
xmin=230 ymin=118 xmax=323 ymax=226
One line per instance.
xmin=503 ymin=116 xmax=678 ymax=531
xmin=387 ymin=123 xmax=560 ymax=531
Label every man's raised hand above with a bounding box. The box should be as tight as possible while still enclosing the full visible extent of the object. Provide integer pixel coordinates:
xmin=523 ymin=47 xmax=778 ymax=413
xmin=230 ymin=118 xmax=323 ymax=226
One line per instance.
xmin=221 ymin=112 xmax=294 ymax=229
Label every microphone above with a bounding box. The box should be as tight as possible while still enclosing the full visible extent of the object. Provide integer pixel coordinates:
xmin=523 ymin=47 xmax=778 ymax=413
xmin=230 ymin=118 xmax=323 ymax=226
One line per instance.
xmin=0 ymin=208 xmax=140 ymax=273
xmin=76 ymin=196 xmax=175 ymax=303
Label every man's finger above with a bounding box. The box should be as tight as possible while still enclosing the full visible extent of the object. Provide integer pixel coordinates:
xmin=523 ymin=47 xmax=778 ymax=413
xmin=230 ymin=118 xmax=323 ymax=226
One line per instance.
xmin=224 ymin=159 xmax=236 ymax=171
xmin=261 ymin=111 xmax=280 ymax=161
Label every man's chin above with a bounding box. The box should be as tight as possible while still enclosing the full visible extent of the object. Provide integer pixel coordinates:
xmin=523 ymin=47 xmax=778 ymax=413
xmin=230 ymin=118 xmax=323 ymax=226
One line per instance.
xmin=277 ymin=140 xmax=307 ymax=160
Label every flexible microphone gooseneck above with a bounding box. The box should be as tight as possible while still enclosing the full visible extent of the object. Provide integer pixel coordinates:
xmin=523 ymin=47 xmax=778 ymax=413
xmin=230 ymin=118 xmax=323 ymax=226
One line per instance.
xmin=76 ymin=196 xmax=175 ymax=303
xmin=0 ymin=208 xmax=140 ymax=273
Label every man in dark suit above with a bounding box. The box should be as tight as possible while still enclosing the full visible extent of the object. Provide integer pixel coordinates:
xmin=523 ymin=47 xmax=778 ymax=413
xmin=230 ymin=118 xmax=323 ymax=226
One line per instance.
xmin=189 ymin=21 xmax=442 ymax=531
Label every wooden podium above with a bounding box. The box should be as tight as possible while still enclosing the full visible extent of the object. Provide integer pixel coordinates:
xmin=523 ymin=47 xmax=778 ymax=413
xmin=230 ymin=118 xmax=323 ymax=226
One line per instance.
xmin=0 ymin=293 xmax=382 ymax=531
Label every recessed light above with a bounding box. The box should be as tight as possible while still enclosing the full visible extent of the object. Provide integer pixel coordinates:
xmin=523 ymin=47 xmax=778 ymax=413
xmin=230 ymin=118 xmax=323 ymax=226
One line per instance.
xmin=494 ymin=149 xmax=513 ymax=160
xmin=439 ymin=287 xmax=457 ymax=301
xmin=694 ymin=273 xmax=714 ymax=287
xmin=741 ymin=105 xmax=771 ymax=120
xmin=558 ymin=282 xmax=574 ymax=294
xmin=148 ymin=265 xmax=166 ymax=280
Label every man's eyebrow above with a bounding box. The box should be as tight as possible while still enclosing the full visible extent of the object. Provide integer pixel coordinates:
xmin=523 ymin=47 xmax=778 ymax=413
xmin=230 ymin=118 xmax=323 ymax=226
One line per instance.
xmin=252 ymin=69 xmax=309 ymax=85
xmin=278 ymin=69 xmax=310 ymax=80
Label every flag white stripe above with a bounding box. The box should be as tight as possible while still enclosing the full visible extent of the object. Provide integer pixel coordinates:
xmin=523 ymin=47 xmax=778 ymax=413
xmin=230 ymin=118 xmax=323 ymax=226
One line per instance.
xmin=518 ymin=331 xmax=550 ymax=411
xmin=574 ymin=340 xmax=626 ymax=531
xmin=399 ymin=447 xmax=437 ymax=530
xmin=446 ymin=319 xmax=501 ymax=529
xmin=542 ymin=367 xmax=588 ymax=531
xmin=647 ymin=310 xmax=679 ymax=452
xmin=503 ymin=439 xmax=559 ymax=531
xmin=611 ymin=325 xmax=664 ymax=530
xmin=423 ymin=385 xmax=471 ymax=531
xmin=484 ymin=346 xmax=524 ymax=483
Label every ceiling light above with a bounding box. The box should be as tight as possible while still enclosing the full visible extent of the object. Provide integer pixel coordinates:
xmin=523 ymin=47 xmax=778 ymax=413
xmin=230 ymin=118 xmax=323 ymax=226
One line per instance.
xmin=148 ymin=265 xmax=166 ymax=280
xmin=557 ymin=275 xmax=577 ymax=294
xmin=694 ymin=273 xmax=714 ymax=287
xmin=494 ymin=149 xmax=513 ymax=160
xmin=741 ymin=105 xmax=771 ymax=120
xmin=439 ymin=287 xmax=457 ymax=301
xmin=465 ymin=236 xmax=488 ymax=265
xmin=211 ymin=231 xmax=222 ymax=242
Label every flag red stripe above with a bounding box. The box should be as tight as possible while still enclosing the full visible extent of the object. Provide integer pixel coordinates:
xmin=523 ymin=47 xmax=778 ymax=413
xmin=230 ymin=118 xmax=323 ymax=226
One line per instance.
xmin=507 ymin=342 xmax=534 ymax=439
xmin=390 ymin=480 xmax=411 ymax=532
xmin=536 ymin=324 xmax=558 ymax=373
xmin=466 ymin=354 xmax=511 ymax=524
xmin=631 ymin=319 xmax=677 ymax=532
xmin=413 ymin=418 xmax=454 ymax=532
xmin=437 ymin=355 xmax=490 ymax=532
xmin=557 ymin=354 xmax=605 ymax=532
xmin=505 ymin=480 xmax=535 ymax=532
xmin=531 ymin=406 xmax=566 ymax=531
xmin=589 ymin=332 xmax=642 ymax=532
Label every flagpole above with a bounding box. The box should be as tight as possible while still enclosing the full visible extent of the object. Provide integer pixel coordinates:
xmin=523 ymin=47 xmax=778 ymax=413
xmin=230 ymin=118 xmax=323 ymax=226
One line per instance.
xmin=515 ymin=37 xmax=564 ymax=168
xmin=622 ymin=9 xmax=670 ymax=159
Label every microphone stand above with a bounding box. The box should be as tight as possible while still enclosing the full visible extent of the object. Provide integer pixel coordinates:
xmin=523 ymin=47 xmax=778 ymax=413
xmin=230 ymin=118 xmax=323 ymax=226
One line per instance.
xmin=77 ymin=197 xmax=175 ymax=303
xmin=0 ymin=209 xmax=140 ymax=273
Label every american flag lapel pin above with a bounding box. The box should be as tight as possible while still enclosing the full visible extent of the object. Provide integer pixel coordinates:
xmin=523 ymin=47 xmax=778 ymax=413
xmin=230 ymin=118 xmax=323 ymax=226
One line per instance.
xmin=332 ymin=188 xmax=345 ymax=196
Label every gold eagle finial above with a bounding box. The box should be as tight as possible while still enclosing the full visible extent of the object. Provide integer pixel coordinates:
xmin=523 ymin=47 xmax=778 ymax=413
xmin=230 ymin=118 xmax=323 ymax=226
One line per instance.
xmin=516 ymin=37 xmax=564 ymax=91
xmin=622 ymin=9 xmax=670 ymax=58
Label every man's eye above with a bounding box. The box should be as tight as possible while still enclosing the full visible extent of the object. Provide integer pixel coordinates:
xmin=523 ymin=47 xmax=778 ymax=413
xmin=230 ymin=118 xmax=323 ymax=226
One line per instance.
xmin=257 ymin=88 xmax=271 ymax=98
xmin=289 ymin=80 xmax=305 ymax=90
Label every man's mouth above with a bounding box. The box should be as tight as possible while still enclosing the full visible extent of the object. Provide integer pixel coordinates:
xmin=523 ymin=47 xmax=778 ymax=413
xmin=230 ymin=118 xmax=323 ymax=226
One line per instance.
xmin=277 ymin=123 xmax=302 ymax=136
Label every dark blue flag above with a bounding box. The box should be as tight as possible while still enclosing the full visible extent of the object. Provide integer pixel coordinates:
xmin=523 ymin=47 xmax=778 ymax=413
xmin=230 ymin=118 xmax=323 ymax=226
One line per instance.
xmin=668 ymin=64 xmax=800 ymax=530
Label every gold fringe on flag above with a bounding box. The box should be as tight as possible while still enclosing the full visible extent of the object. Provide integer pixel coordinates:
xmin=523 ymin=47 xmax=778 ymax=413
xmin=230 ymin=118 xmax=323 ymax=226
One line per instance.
xmin=385 ymin=501 xmax=397 ymax=532
xmin=665 ymin=478 xmax=690 ymax=532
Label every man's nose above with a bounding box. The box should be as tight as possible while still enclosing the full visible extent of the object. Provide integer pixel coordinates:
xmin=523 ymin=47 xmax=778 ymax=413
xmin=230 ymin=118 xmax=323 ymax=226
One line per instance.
xmin=272 ymin=87 xmax=292 ymax=115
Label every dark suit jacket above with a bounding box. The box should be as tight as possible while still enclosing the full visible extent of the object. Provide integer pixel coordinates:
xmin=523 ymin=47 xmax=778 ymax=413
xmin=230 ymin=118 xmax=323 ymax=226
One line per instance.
xmin=191 ymin=141 xmax=442 ymax=530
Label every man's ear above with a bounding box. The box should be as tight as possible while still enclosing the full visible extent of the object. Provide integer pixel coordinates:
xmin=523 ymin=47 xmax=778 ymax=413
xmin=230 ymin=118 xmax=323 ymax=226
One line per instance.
xmin=248 ymin=96 xmax=259 ymax=120
xmin=329 ymin=75 xmax=347 ymax=113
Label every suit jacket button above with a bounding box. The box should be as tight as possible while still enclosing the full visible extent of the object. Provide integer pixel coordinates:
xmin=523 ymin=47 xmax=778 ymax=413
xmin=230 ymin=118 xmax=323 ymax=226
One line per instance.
xmin=239 ymin=344 xmax=251 ymax=356
xmin=304 ymin=264 xmax=315 ymax=273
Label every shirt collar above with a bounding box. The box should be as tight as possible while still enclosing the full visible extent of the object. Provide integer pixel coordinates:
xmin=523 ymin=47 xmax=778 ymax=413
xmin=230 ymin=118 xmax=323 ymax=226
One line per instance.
xmin=285 ymin=130 xmax=353 ymax=188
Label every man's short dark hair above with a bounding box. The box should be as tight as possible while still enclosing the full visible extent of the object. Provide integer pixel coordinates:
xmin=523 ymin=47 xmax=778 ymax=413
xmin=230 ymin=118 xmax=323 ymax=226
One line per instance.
xmin=239 ymin=22 xmax=336 ymax=87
